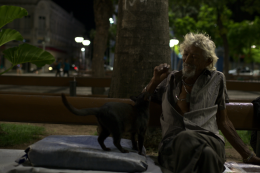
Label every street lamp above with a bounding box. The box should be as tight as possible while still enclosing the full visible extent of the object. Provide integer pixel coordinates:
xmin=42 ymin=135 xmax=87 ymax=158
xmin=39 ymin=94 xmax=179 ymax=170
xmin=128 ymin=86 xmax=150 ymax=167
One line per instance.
xmin=75 ymin=37 xmax=85 ymax=71
xmin=75 ymin=37 xmax=84 ymax=43
xmin=109 ymin=18 xmax=114 ymax=24
xmin=81 ymin=47 xmax=86 ymax=70
xmin=169 ymin=39 xmax=179 ymax=47
xmin=169 ymin=39 xmax=179 ymax=70
xmin=82 ymin=40 xmax=91 ymax=69
xmin=82 ymin=40 xmax=91 ymax=46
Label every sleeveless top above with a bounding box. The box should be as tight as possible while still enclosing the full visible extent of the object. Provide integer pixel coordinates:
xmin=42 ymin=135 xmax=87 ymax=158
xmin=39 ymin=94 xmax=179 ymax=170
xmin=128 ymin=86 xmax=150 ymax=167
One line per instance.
xmin=151 ymin=69 xmax=229 ymax=143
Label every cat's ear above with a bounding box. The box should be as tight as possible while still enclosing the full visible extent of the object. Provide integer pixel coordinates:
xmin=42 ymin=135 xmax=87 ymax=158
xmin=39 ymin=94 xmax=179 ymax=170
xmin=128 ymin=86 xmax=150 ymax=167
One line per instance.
xmin=130 ymin=96 xmax=137 ymax=102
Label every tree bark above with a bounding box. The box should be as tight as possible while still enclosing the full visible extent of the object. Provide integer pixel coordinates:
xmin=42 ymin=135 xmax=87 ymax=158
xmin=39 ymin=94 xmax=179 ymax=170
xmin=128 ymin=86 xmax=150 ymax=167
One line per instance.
xmin=217 ymin=9 xmax=230 ymax=78
xmin=109 ymin=0 xmax=171 ymax=98
xmin=92 ymin=0 xmax=113 ymax=94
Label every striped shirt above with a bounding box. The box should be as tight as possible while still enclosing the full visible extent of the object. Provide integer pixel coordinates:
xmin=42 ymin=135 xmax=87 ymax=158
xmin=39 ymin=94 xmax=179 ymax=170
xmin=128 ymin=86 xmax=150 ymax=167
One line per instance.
xmin=151 ymin=69 xmax=229 ymax=143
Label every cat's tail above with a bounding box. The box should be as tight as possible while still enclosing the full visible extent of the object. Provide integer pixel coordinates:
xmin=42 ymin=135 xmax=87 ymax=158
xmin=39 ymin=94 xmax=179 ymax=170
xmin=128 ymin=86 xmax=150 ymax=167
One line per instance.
xmin=61 ymin=94 xmax=99 ymax=116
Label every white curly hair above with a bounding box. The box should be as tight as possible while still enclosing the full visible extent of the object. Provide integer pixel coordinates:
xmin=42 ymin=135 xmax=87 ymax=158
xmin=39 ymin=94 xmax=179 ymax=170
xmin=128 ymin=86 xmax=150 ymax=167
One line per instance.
xmin=179 ymin=33 xmax=218 ymax=71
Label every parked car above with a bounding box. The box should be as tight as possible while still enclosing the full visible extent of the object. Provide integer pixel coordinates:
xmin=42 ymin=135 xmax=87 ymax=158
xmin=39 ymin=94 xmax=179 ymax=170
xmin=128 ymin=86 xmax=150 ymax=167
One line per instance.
xmin=104 ymin=65 xmax=113 ymax=71
xmin=253 ymin=70 xmax=260 ymax=76
xmin=228 ymin=67 xmax=252 ymax=75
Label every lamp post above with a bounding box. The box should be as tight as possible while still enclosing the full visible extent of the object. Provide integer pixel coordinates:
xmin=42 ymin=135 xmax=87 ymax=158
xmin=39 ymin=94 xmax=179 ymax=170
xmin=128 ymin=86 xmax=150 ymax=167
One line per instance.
xmin=75 ymin=37 xmax=91 ymax=70
xmin=41 ymin=36 xmax=50 ymax=74
xmin=109 ymin=18 xmax=114 ymax=24
xmin=169 ymin=39 xmax=179 ymax=70
xmin=74 ymin=37 xmax=84 ymax=70
xmin=81 ymin=47 xmax=85 ymax=70
xmin=82 ymin=40 xmax=91 ymax=70
xmin=75 ymin=37 xmax=84 ymax=43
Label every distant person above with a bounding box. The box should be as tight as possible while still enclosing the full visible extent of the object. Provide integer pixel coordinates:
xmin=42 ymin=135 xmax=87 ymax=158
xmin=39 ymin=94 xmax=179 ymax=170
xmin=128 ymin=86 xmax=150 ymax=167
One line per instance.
xmin=55 ymin=59 xmax=62 ymax=77
xmin=16 ymin=64 xmax=22 ymax=74
xmin=63 ymin=59 xmax=70 ymax=77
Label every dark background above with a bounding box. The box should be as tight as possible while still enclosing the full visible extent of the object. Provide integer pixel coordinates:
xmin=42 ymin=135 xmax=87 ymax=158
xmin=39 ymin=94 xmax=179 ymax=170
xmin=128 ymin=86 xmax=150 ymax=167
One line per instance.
xmin=52 ymin=0 xmax=95 ymax=31
xmin=51 ymin=0 xmax=259 ymax=31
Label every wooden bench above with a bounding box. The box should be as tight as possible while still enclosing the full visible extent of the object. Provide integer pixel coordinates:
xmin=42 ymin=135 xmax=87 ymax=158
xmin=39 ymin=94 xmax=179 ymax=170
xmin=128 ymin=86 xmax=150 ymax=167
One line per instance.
xmin=0 ymin=94 xmax=259 ymax=143
xmin=1 ymin=94 xmax=260 ymax=172
xmin=1 ymin=76 xmax=260 ymax=93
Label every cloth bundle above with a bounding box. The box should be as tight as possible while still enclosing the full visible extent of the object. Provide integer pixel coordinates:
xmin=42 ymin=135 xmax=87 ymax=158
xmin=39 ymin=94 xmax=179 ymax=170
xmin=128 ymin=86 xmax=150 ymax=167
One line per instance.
xmin=21 ymin=135 xmax=148 ymax=172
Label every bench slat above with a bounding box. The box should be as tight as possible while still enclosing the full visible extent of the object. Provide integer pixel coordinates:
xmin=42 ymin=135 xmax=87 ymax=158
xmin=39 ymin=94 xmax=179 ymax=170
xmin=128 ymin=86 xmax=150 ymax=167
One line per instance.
xmin=1 ymin=76 xmax=260 ymax=91
xmin=0 ymin=76 xmax=111 ymax=87
xmin=0 ymin=94 xmax=259 ymax=130
xmin=226 ymin=80 xmax=260 ymax=91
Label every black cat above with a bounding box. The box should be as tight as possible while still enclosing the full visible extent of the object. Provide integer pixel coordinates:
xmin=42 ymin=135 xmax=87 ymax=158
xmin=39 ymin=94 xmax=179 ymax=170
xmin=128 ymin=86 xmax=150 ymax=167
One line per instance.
xmin=61 ymin=93 xmax=150 ymax=155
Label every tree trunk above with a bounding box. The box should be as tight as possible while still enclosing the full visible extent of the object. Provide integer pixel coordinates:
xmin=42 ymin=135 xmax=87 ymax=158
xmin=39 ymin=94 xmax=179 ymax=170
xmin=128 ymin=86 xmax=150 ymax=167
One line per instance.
xmin=92 ymin=0 xmax=113 ymax=94
xmin=217 ymin=10 xmax=230 ymax=79
xmin=109 ymin=0 xmax=171 ymax=98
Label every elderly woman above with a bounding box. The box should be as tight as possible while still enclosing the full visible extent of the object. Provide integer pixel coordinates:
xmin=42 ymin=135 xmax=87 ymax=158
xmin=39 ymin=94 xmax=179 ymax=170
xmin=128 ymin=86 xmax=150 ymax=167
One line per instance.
xmin=143 ymin=33 xmax=260 ymax=173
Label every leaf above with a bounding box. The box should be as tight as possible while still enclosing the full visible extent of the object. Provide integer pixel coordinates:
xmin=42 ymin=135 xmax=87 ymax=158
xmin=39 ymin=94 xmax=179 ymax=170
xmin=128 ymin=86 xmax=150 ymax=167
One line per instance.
xmin=3 ymin=43 xmax=55 ymax=67
xmin=0 ymin=5 xmax=28 ymax=29
xmin=0 ymin=29 xmax=23 ymax=46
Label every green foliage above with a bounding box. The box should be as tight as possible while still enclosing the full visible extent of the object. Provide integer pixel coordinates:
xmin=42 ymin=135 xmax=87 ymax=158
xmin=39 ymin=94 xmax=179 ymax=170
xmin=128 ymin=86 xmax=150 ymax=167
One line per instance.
xmin=3 ymin=43 xmax=55 ymax=67
xmin=0 ymin=29 xmax=23 ymax=46
xmin=250 ymin=47 xmax=260 ymax=63
xmin=0 ymin=5 xmax=28 ymax=29
xmin=196 ymin=5 xmax=219 ymax=41
xmin=170 ymin=4 xmax=233 ymax=46
xmin=242 ymin=0 xmax=260 ymax=14
xmin=171 ymin=16 xmax=197 ymax=42
xmin=219 ymin=130 xmax=251 ymax=147
xmin=169 ymin=1 xmax=260 ymax=65
xmin=144 ymin=127 xmax=162 ymax=151
xmin=173 ymin=45 xmax=180 ymax=54
xmin=0 ymin=123 xmax=45 ymax=147
xmin=0 ymin=5 xmax=55 ymax=75
xmin=168 ymin=11 xmax=175 ymax=29
xmin=109 ymin=23 xmax=117 ymax=40
xmin=93 ymin=131 xmax=98 ymax=136
xmin=228 ymin=17 xmax=260 ymax=62
xmin=89 ymin=29 xmax=96 ymax=40
xmin=108 ymin=23 xmax=117 ymax=53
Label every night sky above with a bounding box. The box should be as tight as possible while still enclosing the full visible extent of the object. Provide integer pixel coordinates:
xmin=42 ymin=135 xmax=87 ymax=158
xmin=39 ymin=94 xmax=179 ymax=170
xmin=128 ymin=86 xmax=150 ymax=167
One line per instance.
xmin=52 ymin=0 xmax=95 ymax=31
xmin=51 ymin=0 xmax=259 ymax=32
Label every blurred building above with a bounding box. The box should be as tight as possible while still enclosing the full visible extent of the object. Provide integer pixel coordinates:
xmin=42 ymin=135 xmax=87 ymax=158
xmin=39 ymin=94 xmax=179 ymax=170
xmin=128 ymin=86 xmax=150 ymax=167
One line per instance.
xmin=0 ymin=0 xmax=86 ymax=73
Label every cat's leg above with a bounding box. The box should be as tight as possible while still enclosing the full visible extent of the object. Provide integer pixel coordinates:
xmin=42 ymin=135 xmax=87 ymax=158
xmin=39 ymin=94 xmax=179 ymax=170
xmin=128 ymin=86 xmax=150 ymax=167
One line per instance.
xmin=131 ymin=132 xmax=138 ymax=150
xmin=137 ymin=132 xmax=146 ymax=156
xmin=98 ymin=128 xmax=111 ymax=151
xmin=111 ymin=130 xmax=129 ymax=153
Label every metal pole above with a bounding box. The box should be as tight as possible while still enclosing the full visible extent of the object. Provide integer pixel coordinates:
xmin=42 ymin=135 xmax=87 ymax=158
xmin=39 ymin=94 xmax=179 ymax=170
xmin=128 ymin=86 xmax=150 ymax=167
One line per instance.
xmin=42 ymin=41 xmax=45 ymax=73
xmin=83 ymin=50 xmax=85 ymax=70
xmin=70 ymin=77 xmax=77 ymax=96
xmin=174 ymin=51 xmax=177 ymax=70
